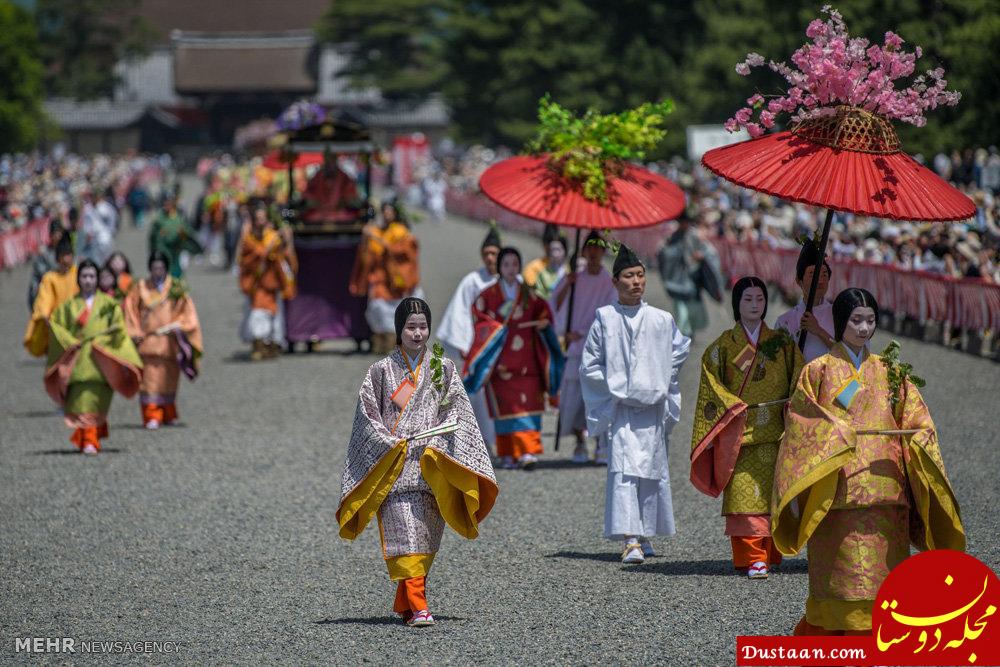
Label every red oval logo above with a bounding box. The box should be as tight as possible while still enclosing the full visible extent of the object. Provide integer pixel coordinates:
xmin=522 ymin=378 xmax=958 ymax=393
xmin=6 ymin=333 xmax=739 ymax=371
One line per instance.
xmin=873 ymin=550 xmax=1000 ymax=665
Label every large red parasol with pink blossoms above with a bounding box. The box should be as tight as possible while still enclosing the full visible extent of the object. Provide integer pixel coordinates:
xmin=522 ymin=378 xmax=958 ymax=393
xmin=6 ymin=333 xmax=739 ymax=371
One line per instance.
xmin=701 ymin=7 xmax=975 ymax=349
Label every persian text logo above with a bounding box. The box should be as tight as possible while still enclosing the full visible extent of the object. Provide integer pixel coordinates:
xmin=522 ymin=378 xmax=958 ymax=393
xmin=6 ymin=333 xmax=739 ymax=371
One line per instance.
xmin=14 ymin=638 xmax=182 ymax=654
xmin=873 ymin=549 xmax=1000 ymax=666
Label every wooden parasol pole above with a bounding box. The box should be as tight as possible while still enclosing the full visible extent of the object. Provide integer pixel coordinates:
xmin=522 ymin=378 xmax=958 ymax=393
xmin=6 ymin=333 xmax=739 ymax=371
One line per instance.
xmin=798 ymin=208 xmax=835 ymax=351
xmin=553 ymin=226 xmax=582 ymax=452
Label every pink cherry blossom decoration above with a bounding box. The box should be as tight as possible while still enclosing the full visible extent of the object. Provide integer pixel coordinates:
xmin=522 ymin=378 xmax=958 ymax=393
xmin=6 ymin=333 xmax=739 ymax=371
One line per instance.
xmin=727 ymin=5 xmax=961 ymax=135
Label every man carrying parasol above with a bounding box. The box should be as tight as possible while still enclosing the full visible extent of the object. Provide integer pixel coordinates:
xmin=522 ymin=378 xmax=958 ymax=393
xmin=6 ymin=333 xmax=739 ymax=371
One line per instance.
xmin=477 ymin=96 xmax=687 ymax=459
xmin=436 ymin=224 xmax=503 ymax=453
xmin=550 ymin=230 xmax=617 ymax=464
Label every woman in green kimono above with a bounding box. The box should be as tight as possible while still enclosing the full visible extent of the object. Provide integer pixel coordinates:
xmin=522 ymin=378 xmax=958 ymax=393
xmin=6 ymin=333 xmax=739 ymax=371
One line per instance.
xmin=148 ymin=195 xmax=202 ymax=278
xmin=773 ymin=287 xmax=964 ymax=635
xmin=690 ymin=276 xmax=803 ymax=579
xmin=45 ymin=260 xmax=143 ymax=454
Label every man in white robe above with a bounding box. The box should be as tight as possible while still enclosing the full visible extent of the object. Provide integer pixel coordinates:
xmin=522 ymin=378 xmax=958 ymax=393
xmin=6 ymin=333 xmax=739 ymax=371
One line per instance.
xmin=551 ymin=231 xmax=617 ymax=463
xmin=581 ymin=243 xmax=691 ymax=564
xmin=435 ymin=227 xmax=501 ymax=451
xmin=81 ymin=191 xmax=117 ymax=266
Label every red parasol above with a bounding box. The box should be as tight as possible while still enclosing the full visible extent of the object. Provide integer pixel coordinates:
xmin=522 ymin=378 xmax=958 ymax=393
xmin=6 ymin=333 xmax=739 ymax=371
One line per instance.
xmin=261 ymin=150 xmax=324 ymax=170
xmin=479 ymin=153 xmax=686 ymax=451
xmin=479 ymin=155 xmax=685 ymax=229
xmin=703 ymin=107 xmax=975 ymax=350
xmin=702 ymin=110 xmax=975 ymax=222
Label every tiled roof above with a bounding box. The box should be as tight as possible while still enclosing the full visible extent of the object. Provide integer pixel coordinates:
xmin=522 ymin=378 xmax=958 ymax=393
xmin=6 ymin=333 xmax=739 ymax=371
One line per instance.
xmin=365 ymin=96 xmax=450 ymax=128
xmin=44 ymin=99 xmax=148 ymax=130
xmin=173 ymin=31 xmax=316 ymax=94
xmin=140 ymin=0 xmax=329 ymax=43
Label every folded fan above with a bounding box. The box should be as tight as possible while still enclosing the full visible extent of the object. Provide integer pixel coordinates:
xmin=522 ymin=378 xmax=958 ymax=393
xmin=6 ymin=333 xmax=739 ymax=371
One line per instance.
xmin=154 ymin=322 xmax=181 ymax=335
xmin=409 ymin=418 xmax=459 ymax=442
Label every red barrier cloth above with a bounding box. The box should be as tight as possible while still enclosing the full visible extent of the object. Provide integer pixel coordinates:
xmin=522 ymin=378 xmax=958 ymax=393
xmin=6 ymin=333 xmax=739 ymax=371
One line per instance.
xmin=447 ymin=191 xmax=1000 ymax=331
xmin=0 ymin=218 xmax=51 ymax=270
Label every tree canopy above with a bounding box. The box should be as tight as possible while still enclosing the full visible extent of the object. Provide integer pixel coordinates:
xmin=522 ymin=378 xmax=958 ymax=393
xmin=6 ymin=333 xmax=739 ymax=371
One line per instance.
xmin=0 ymin=1 xmax=50 ymax=152
xmin=36 ymin=0 xmax=154 ymax=100
xmin=319 ymin=0 xmax=999 ymax=155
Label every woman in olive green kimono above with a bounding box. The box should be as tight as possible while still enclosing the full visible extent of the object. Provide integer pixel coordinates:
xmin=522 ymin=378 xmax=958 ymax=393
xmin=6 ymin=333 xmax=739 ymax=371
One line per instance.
xmin=690 ymin=276 xmax=803 ymax=579
xmin=45 ymin=260 xmax=143 ymax=454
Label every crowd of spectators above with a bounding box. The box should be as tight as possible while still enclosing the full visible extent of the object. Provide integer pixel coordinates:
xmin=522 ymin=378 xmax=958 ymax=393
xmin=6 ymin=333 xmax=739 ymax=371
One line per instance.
xmin=443 ymin=144 xmax=1000 ymax=285
xmin=0 ymin=152 xmax=173 ymax=237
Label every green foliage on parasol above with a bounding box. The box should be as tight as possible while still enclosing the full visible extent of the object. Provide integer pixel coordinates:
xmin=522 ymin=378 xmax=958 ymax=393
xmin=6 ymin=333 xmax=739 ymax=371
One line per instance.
xmin=525 ymin=95 xmax=674 ymax=204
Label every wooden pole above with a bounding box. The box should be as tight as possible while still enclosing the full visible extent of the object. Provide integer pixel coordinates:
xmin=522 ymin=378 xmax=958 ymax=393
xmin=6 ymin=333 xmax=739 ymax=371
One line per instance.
xmin=553 ymin=226 xmax=582 ymax=452
xmin=798 ymin=208 xmax=835 ymax=351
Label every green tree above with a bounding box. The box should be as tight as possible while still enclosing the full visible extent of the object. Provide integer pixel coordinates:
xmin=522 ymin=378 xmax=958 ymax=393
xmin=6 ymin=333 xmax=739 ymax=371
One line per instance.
xmin=317 ymin=0 xmax=449 ymax=98
xmin=0 ymin=0 xmax=50 ymax=152
xmin=443 ymin=0 xmax=615 ymax=144
xmin=680 ymin=0 xmax=1000 ymax=155
xmin=36 ymin=0 xmax=154 ymax=100
xmin=317 ymin=0 xmax=998 ymax=154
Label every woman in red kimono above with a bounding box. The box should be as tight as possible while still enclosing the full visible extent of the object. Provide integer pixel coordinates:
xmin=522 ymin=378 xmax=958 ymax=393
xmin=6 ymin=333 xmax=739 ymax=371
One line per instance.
xmin=464 ymin=247 xmax=564 ymax=470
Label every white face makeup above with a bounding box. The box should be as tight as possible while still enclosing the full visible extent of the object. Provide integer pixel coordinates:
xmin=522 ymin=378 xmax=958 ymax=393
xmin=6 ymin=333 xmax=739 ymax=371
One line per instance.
xmin=843 ymin=306 xmax=876 ymax=349
xmin=78 ymin=266 xmax=98 ymax=296
xmin=400 ymin=313 xmax=429 ymax=354
xmin=739 ymin=286 xmax=766 ymax=325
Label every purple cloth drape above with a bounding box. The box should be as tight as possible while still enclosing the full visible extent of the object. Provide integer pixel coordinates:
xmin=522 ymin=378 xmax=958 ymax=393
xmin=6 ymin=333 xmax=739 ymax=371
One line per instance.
xmin=285 ymin=237 xmax=371 ymax=342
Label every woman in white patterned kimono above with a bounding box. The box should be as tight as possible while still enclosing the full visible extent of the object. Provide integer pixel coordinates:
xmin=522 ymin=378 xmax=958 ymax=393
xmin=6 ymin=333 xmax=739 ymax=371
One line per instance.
xmin=337 ymin=297 xmax=499 ymax=627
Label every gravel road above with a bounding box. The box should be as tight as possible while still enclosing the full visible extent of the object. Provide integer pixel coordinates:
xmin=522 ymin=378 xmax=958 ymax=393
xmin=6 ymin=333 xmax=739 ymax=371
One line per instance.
xmin=1 ymin=187 xmax=996 ymax=665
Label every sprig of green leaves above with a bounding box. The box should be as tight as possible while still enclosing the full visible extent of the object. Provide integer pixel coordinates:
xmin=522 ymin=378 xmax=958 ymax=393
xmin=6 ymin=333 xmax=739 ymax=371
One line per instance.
xmin=794 ymin=228 xmax=824 ymax=247
xmin=168 ymin=278 xmax=189 ymax=301
xmin=584 ymin=230 xmax=621 ymax=255
xmin=758 ymin=328 xmax=794 ymax=361
xmin=430 ymin=342 xmax=450 ymax=407
xmin=880 ymin=340 xmax=926 ymax=414
xmin=526 ymin=95 xmax=674 ymax=204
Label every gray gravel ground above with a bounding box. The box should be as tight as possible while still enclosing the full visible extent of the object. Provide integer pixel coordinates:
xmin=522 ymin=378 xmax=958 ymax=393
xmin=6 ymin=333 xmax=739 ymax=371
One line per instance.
xmin=1 ymin=185 xmax=998 ymax=666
